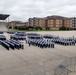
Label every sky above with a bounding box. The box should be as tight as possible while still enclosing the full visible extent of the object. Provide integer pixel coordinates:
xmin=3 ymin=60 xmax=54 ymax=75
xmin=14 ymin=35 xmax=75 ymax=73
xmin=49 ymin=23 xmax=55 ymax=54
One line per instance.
xmin=0 ymin=0 xmax=76 ymax=22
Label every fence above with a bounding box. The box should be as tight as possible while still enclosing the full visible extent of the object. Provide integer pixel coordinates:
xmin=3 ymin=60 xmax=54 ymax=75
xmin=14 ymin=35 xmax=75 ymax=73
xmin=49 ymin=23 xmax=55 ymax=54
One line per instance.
xmin=21 ymin=57 xmax=76 ymax=75
xmin=54 ymin=57 xmax=76 ymax=75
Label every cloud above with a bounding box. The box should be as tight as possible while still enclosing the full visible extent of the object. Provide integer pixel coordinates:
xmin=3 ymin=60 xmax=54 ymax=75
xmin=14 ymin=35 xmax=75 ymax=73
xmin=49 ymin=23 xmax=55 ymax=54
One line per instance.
xmin=0 ymin=0 xmax=76 ymax=22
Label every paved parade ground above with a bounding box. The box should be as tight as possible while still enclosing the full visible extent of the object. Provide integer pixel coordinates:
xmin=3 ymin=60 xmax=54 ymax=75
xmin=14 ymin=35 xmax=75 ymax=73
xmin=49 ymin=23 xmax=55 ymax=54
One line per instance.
xmin=0 ymin=31 xmax=76 ymax=75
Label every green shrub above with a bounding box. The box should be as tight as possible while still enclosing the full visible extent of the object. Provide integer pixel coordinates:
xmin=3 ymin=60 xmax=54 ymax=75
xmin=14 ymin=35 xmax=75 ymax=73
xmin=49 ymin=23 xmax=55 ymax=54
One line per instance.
xmin=35 ymin=26 xmax=42 ymax=30
xmin=13 ymin=26 xmax=19 ymax=30
xmin=46 ymin=27 xmax=50 ymax=30
xmin=59 ymin=26 xmax=66 ymax=30
xmin=8 ymin=26 xmax=12 ymax=29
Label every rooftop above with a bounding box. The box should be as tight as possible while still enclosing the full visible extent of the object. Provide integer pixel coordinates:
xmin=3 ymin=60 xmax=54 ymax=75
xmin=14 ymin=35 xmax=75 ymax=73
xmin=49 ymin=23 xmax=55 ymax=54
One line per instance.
xmin=47 ymin=15 xmax=71 ymax=20
xmin=0 ymin=14 xmax=10 ymax=20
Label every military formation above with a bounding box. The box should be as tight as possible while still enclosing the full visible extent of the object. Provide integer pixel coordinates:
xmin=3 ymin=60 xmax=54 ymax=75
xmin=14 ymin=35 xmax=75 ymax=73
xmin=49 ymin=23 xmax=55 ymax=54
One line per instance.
xmin=10 ymin=35 xmax=26 ymax=40
xmin=27 ymin=33 xmax=42 ymax=39
xmin=27 ymin=33 xmax=55 ymax=48
xmin=52 ymin=38 xmax=76 ymax=46
xmin=0 ymin=31 xmax=4 ymax=34
xmin=43 ymin=34 xmax=76 ymax=46
xmin=0 ymin=35 xmax=6 ymax=40
xmin=0 ymin=40 xmax=24 ymax=50
xmin=0 ymin=32 xmax=25 ymax=50
xmin=43 ymin=34 xmax=59 ymax=39
xmin=10 ymin=32 xmax=26 ymax=40
xmin=28 ymin=39 xmax=54 ymax=48
xmin=0 ymin=32 xmax=76 ymax=50
xmin=15 ymin=32 xmax=26 ymax=36
xmin=7 ymin=31 xmax=15 ymax=34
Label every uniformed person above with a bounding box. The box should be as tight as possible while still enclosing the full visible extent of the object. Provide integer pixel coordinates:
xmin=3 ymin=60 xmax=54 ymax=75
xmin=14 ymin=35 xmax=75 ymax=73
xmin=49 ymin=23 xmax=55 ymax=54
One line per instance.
xmin=21 ymin=42 xmax=24 ymax=49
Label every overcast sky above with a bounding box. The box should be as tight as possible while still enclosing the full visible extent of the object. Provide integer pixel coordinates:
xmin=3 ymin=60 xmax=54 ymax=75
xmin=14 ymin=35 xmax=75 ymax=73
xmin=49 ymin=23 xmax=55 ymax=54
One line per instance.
xmin=0 ymin=0 xmax=76 ymax=22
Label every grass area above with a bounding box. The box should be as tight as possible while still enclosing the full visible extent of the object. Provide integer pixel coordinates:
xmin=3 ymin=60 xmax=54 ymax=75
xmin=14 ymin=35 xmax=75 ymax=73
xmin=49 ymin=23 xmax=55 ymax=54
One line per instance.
xmin=12 ymin=29 xmax=72 ymax=32
xmin=12 ymin=29 xmax=61 ymax=32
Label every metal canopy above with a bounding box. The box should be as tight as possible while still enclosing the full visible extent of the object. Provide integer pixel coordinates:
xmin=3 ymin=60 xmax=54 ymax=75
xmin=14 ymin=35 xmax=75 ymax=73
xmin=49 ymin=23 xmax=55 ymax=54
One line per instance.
xmin=0 ymin=14 xmax=10 ymax=20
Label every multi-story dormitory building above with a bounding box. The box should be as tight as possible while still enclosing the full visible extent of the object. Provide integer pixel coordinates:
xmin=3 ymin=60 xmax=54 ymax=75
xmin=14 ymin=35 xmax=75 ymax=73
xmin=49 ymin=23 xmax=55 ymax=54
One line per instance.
xmin=46 ymin=15 xmax=72 ymax=30
xmin=8 ymin=15 xmax=76 ymax=30
xmin=28 ymin=17 xmax=47 ymax=29
xmin=28 ymin=15 xmax=76 ymax=30
xmin=8 ymin=21 xmax=28 ymax=29
xmin=71 ymin=17 xmax=76 ymax=30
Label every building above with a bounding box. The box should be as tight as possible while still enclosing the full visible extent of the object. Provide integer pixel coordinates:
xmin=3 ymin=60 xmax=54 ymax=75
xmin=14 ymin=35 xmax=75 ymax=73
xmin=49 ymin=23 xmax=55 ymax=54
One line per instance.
xmin=28 ymin=18 xmax=34 ymax=26
xmin=64 ymin=19 xmax=72 ymax=30
xmin=28 ymin=17 xmax=47 ymax=29
xmin=25 ymin=22 xmax=29 ymax=26
xmin=8 ymin=15 xmax=76 ymax=30
xmin=71 ymin=17 xmax=76 ymax=30
xmin=28 ymin=15 xmax=73 ymax=30
xmin=8 ymin=21 xmax=26 ymax=29
xmin=47 ymin=15 xmax=72 ymax=30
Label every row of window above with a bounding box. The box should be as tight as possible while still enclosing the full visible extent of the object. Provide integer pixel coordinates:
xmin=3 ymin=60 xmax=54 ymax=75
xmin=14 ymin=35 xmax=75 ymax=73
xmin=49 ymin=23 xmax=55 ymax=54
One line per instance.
xmin=72 ymin=26 xmax=76 ymax=27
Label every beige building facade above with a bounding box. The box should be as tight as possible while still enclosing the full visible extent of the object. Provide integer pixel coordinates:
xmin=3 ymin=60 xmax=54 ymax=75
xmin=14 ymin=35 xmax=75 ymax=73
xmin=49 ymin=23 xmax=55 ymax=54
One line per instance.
xmin=46 ymin=15 xmax=72 ymax=30
xmin=28 ymin=17 xmax=47 ymax=29
xmin=28 ymin=16 xmax=72 ymax=30
xmin=8 ymin=15 xmax=75 ymax=30
xmin=8 ymin=21 xmax=26 ymax=29
xmin=28 ymin=15 xmax=74 ymax=30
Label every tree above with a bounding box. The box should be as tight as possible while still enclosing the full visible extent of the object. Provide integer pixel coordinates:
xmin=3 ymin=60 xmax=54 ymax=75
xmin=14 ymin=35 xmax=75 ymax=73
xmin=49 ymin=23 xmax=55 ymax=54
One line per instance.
xmin=13 ymin=26 xmax=19 ymax=30
xmin=8 ymin=26 xmax=12 ymax=29
xmin=35 ymin=26 xmax=42 ymax=30
xmin=59 ymin=26 xmax=66 ymax=30
xmin=46 ymin=27 xmax=50 ymax=30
